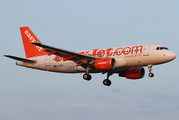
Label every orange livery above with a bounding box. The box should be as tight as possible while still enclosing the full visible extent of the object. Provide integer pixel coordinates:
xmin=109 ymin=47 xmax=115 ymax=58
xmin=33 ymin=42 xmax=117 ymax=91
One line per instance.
xmin=4 ymin=26 xmax=176 ymax=86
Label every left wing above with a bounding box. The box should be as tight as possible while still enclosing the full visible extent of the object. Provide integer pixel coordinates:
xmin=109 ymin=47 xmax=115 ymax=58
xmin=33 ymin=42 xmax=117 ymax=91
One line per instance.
xmin=32 ymin=43 xmax=96 ymax=64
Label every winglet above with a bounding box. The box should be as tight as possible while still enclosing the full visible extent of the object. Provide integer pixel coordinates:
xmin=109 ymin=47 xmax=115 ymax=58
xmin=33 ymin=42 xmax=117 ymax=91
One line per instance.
xmin=20 ymin=26 xmax=48 ymax=58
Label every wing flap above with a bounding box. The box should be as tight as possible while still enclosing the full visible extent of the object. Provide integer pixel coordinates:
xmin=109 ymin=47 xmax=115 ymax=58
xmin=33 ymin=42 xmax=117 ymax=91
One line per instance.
xmin=4 ymin=55 xmax=36 ymax=63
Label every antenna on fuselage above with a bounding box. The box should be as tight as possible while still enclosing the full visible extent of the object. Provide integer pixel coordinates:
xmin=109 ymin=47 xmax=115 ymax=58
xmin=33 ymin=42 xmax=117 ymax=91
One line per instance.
xmin=147 ymin=42 xmax=149 ymax=44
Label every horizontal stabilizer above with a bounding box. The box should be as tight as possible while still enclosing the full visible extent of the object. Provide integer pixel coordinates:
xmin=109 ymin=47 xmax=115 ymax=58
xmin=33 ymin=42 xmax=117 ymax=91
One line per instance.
xmin=4 ymin=55 xmax=36 ymax=63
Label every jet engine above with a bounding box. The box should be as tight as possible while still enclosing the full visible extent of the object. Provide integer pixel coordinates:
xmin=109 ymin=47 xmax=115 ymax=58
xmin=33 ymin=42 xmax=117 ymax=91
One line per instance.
xmin=119 ymin=67 xmax=145 ymax=79
xmin=94 ymin=58 xmax=116 ymax=70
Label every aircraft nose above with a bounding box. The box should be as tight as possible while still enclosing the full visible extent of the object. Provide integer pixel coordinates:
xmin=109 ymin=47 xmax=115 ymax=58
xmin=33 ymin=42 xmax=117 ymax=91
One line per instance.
xmin=169 ymin=51 xmax=176 ymax=60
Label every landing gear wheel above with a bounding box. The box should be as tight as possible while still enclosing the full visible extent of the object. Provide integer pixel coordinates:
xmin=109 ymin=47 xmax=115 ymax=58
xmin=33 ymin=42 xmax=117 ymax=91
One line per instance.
xmin=83 ymin=74 xmax=92 ymax=81
xmin=148 ymin=64 xmax=154 ymax=78
xmin=149 ymin=73 xmax=154 ymax=77
xmin=103 ymin=79 xmax=111 ymax=86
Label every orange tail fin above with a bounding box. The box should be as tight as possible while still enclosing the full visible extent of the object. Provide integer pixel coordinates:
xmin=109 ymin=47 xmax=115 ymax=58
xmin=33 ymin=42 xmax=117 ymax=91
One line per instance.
xmin=20 ymin=26 xmax=48 ymax=58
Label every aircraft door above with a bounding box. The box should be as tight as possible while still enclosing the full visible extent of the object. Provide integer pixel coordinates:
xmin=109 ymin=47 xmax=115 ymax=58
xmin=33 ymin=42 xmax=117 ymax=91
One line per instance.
xmin=143 ymin=44 xmax=150 ymax=56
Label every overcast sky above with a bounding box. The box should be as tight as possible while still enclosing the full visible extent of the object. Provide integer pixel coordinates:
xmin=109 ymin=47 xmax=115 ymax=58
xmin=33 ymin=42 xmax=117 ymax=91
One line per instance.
xmin=1 ymin=0 xmax=179 ymax=120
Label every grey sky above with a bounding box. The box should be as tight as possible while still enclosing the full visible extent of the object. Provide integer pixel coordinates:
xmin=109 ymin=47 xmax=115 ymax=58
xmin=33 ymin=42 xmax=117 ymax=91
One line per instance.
xmin=1 ymin=0 xmax=179 ymax=120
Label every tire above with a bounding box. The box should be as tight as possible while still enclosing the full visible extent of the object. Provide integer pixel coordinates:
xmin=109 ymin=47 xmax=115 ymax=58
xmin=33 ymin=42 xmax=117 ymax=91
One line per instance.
xmin=83 ymin=74 xmax=92 ymax=81
xmin=149 ymin=73 xmax=154 ymax=77
xmin=103 ymin=79 xmax=111 ymax=86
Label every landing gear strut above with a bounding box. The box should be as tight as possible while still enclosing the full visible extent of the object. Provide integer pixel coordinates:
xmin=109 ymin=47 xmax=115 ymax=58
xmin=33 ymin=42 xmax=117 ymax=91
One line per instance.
xmin=148 ymin=64 xmax=154 ymax=77
xmin=103 ymin=72 xmax=113 ymax=86
xmin=83 ymin=66 xmax=92 ymax=81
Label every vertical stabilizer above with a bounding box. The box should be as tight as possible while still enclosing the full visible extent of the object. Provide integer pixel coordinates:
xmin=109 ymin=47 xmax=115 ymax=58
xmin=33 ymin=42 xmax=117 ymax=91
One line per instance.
xmin=20 ymin=26 xmax=48 ymax=58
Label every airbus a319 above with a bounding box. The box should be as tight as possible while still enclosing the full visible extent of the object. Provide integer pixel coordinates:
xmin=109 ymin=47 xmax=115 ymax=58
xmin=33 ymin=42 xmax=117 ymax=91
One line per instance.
xmin=4 ymin=27 xmax=176 ymax=86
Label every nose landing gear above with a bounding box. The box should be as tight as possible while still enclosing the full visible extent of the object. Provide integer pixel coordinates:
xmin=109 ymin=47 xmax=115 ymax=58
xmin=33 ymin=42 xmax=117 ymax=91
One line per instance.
xmin=149 ymin=73 xmax=154 ymax=77
xmin=148 ymin=64 xmax=154 ymax=77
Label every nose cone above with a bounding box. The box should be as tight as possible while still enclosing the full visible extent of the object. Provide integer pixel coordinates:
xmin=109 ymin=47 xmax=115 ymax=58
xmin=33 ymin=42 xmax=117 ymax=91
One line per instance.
xmin=169 ymin=51 xmax=176 ymax=61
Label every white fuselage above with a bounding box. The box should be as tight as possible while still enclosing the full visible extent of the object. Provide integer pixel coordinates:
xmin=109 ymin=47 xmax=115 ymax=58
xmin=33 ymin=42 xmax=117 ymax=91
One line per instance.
xmin=16 ymin=44 xmax=176 ymax=73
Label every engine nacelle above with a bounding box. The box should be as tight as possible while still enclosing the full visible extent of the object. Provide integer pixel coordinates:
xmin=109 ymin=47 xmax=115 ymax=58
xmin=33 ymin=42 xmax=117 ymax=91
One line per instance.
xmin=119 ymin=67 xmax=145 ymax=79
xmin=94 ymin=58 xmax=116 ymax=70
xmin=115 ymin=58 xmax=127 ymax=68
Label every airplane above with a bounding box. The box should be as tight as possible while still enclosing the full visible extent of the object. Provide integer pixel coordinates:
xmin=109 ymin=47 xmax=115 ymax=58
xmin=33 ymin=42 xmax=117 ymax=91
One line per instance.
xmin=4 ymin=26 xmax=176 ymax=86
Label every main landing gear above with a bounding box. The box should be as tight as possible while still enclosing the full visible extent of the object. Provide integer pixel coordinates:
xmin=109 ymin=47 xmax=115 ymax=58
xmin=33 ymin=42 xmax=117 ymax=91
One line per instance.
xmin=103 ymin=72 xmax=113 ymax=86
xmin=82 ymin=65 xmax=113 ymax=86
xmin=103 ymin=79 xmax=111 ymax=86
xmin=82 ymin=72 xmax=112 ymax=86
xmin=83 ymin=74 xmax=92 ymax=81
xmin=83 ymin=66 xmax=92 ymax=81
xmin=148 ymin=64 xmax=154 ymax=77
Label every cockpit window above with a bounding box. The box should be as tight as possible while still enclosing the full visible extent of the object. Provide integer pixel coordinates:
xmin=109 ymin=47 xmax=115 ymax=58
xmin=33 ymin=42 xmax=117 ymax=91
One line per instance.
xmin=156 ymin=47 xmax=169 ymax=50
xmin=164 ymin=47 xmax=169 ymax=50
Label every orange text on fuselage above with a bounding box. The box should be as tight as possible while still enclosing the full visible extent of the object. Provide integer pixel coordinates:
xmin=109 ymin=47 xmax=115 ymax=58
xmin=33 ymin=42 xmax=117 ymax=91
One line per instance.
xmin=80 ymin=45 xmax=143 ymax=57
xmin=55 ymin=45 xmax=143 ymax=62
